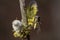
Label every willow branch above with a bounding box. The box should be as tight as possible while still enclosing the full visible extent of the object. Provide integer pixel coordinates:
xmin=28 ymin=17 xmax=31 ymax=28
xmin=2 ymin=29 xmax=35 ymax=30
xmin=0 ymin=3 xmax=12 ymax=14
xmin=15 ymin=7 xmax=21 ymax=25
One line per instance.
xmin=19 ymin=0 xmax=27 ymax=26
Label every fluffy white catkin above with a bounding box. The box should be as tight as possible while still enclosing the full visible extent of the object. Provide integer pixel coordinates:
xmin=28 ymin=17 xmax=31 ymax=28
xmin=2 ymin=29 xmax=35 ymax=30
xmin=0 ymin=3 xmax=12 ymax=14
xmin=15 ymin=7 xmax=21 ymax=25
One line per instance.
xmin=12 ymin=20 xmax=22 ymax=32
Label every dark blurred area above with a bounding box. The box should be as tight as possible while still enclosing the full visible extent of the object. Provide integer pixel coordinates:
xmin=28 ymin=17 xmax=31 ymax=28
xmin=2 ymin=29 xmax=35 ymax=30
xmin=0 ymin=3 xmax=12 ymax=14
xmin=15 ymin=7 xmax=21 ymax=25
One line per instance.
xmin=0 ymin=0 xmax=60 ymax=40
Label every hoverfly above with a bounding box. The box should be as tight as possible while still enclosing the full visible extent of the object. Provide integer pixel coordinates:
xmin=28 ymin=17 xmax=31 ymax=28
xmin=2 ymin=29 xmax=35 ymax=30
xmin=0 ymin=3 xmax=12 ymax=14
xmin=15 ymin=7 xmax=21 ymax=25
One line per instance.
xmin=12 ymin=0 xmax=41 ymax=40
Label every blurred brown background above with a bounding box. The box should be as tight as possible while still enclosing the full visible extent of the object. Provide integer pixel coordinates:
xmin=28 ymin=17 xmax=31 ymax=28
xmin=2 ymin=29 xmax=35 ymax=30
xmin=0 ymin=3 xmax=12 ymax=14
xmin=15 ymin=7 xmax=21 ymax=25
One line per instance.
xmin=0 ymin=0 xmax=60 ymax=40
